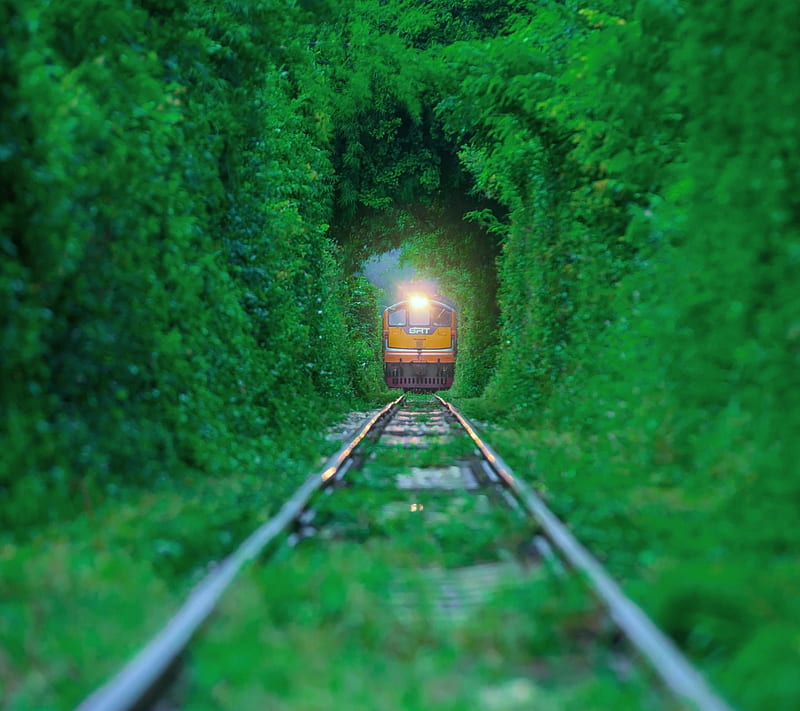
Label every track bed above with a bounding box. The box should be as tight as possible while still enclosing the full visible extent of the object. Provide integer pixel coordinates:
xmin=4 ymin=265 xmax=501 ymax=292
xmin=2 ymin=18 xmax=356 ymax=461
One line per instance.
xmin=79 ymin=395 xmax=730 ymax=711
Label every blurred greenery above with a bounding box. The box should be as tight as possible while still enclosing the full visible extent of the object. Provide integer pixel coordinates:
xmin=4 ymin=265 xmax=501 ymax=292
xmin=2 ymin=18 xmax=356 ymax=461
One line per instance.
xmin=2 ymin=0 xmax=798 ymax=708
xmin=176 ymin=393 xmax=667 ymax=709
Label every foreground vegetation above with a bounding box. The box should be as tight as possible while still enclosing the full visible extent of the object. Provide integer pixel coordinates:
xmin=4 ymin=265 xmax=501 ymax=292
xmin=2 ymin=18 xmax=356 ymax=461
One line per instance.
xmin=187 ymin=398 xmax=672 ymax=711
xmin=439 ymin=2 xmax=799 ymax=708
xmin=187 ymin=545 xmax=668 ymax=711
xmin=2 ymin=0 xmax=797 ymax=709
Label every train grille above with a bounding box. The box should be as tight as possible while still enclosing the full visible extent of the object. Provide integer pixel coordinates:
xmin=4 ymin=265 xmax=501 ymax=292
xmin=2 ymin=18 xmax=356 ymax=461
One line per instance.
xmin=389 ymin=376 xmax=451 ymax=387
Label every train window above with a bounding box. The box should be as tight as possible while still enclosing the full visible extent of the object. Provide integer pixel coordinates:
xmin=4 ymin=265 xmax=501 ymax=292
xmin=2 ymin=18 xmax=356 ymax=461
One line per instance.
xmin=432 ymin=308 xmax=452 ymax=327
xmin=409 ymin=309 xmax=430 ymax=326
xmin=388 ymin=308 xmax=406 ymax=326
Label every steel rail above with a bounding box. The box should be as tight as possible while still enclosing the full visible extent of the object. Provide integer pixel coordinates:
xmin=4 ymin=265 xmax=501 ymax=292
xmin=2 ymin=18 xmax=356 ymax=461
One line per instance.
xmin=436 ymin=396 xmax=734 ymax=711
xmin=75 ymin=394 xmax=405 ymax=711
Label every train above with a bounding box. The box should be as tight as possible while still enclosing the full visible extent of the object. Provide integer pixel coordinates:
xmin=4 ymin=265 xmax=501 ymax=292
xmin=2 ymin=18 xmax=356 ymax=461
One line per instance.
xmin=382 ymin=296 xmax=457 ymax=390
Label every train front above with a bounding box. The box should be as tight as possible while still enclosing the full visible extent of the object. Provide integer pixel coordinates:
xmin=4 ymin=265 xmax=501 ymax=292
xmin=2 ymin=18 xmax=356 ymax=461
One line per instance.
xmin=382 ymin=296 xmax=456 ymax=390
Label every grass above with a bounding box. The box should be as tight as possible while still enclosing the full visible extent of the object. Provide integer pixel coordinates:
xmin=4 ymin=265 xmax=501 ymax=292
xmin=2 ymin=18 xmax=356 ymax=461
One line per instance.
xmin=450 ymin=395 xmax=793 ymax=711
xmin=0 ymin=425 xmax=352 ymax=711
xmin=184 ymin=543 xmax=673 ymax=710
xmin=181 ymin=397 xmax=677 ymax=710
xmin=0 ymin=394 xmax=723 ymax=710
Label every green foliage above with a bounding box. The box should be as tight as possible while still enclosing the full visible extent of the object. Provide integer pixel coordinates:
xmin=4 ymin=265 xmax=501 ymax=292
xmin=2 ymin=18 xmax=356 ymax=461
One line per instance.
xmin=341 ymin=274 xmax=391 ymax=401
xmin=0 ymin=541 xmax=174 ymax=709
xmin=0 ymin=0 xmax=366 ymax=531
xmin=0 ymin=438 xmax=341 ymax=709
xmin=3 ymin=0 xmax=798 ymax=708
xmin=185 ymin=515 xmax=666 ymax=709
xmin=313 ymin=0 xmax=528 ymax=229
xmin=444 ymin=1 xmax=799 ymax=707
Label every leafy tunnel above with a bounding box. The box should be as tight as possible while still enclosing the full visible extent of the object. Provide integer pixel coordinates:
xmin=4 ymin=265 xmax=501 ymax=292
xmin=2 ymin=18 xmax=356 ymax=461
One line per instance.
xmin=2 ymin=2 xmax=799 ymax=705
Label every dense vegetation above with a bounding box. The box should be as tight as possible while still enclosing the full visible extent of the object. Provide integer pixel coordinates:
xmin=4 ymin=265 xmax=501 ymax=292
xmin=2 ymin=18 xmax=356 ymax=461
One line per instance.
xmin=2 ymin=0 xmax=797 ymax=708
xmin=1 ymin=0 xmax=372 ymax=531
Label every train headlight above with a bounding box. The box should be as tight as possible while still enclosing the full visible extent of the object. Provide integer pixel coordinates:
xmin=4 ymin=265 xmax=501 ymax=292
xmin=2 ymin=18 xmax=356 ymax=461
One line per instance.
xmin=410 ymin=295 xmax=429 ymax=310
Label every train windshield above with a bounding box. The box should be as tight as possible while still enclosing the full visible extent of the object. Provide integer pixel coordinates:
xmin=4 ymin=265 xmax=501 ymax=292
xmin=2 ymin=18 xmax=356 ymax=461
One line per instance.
xmin=409 ymin=308 xmax=430 ymax=326
xmin=432 ymin=307 xmax=452 ymax=327
xmin=388 ymin=308 xmax=406 ymax=326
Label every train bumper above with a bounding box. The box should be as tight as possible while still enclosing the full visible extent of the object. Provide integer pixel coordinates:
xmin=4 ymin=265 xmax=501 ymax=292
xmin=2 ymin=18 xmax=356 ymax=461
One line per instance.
xmin=384 ymin=362 xmax=454 ymax=390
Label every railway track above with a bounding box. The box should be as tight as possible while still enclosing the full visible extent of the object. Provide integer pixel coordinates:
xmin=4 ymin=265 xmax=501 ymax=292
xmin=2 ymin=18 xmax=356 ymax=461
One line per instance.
xmin=77 ymin=394 xmax=733 ymax=711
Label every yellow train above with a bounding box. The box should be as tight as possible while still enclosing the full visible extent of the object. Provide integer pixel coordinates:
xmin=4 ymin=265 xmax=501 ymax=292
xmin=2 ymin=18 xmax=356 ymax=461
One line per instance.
xmin=382 ymin=296 xmax=456 ymax=390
